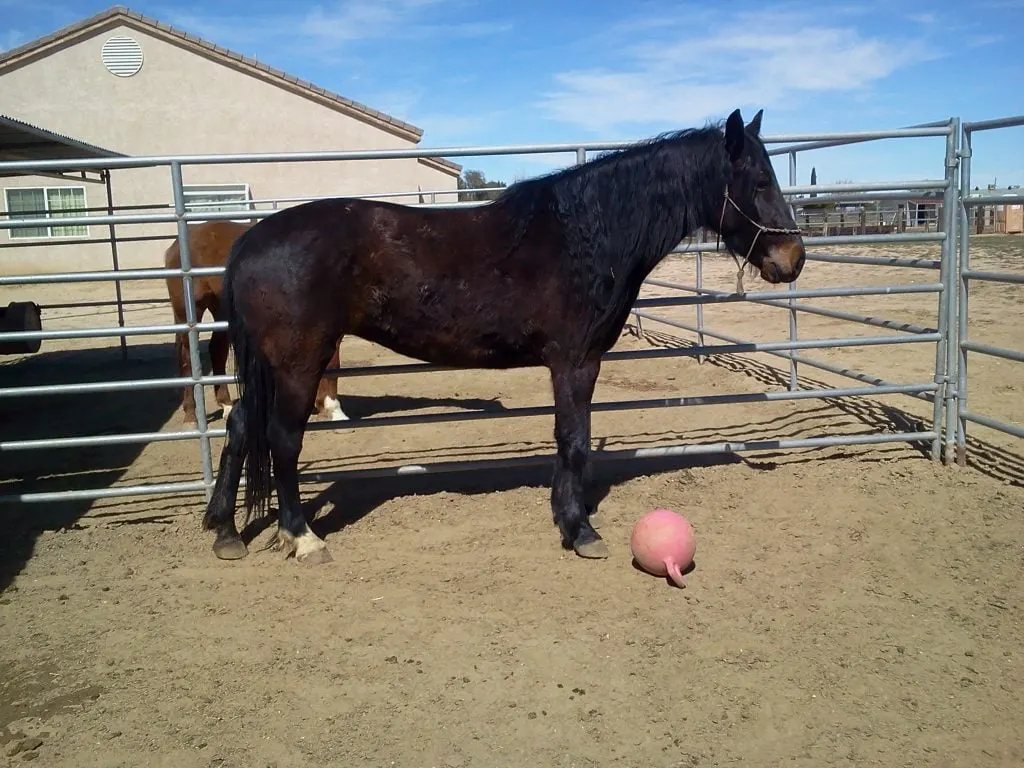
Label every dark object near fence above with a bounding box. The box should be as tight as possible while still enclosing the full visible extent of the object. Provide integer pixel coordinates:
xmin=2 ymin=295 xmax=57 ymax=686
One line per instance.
xmin=0 ymin=301 xmax=42 ymax=355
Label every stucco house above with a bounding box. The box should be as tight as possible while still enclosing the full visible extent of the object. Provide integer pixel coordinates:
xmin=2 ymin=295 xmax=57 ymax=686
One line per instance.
xmin=0 ymin=5 xmax=461 ymax=272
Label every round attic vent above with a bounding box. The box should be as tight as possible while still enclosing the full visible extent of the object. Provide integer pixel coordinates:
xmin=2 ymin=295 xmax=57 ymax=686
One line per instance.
xmin=101 ymin=35 xmax=144 ymax=77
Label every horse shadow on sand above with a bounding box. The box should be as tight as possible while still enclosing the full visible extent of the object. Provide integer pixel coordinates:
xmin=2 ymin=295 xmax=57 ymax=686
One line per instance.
xmin=234 ymin=448 xmax=739 ymax=572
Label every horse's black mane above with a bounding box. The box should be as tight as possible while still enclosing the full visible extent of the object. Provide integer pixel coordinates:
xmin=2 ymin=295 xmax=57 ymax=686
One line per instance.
xmin=491 ymin=122 xmax=729 ymax=262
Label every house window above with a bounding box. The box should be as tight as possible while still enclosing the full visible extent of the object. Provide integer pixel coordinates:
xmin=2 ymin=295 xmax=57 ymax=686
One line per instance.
xmin=4 ymin=186 xmax=88 ymax=239
xmin=182 ymin=183 xmax=253 ymax=222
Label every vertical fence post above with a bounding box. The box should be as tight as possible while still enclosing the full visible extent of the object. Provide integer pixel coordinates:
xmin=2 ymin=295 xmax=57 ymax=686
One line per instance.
xmin=929 ymin=119 xmax=957 ymax=462
xmin=103 ymin=169 xmax=128 ymax=363
xmin=170 ymin=161 xmax=216 ymax=502
xmin=695 ymin=250 xmax=705 ymax=362
xmin=786 ymin=151 xmax=799 ymax=391
xmin=942 ymin=117 xmax=961 ymax=465
xmin=955 ymin=125 xmax=972 ymax=466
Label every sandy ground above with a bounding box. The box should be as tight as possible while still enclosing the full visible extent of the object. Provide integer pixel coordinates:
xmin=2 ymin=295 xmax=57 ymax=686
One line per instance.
xmin=1 ymin=234 xmax=1022 ymax=767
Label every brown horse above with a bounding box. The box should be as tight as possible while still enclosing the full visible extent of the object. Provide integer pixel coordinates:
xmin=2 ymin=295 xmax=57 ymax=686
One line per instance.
xmin=164 ymin=220 xmax=347 ymax=424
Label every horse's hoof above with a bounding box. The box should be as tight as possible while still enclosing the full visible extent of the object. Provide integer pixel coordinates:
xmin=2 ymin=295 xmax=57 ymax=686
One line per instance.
xmin=319 ymin=396 xmax=349 ymax=422
xmin=213 ymin=536 xmax=248 ymax=560
xmin=297 ymin=547 xmax=333 ymax=566
xmin=574 ymin=537 xmax=610 ymax=559
xmin=587 ymin=507 xmax=602 ymax=528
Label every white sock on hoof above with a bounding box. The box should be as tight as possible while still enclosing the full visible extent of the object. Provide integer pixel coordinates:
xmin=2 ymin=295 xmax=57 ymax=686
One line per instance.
xmin=274 ymin=523 xmax=327 ymax=560
xmin=322 ymin=396 xmax=349 ymax=421
xmin=294 ymin=526 xmax=328 ymax=560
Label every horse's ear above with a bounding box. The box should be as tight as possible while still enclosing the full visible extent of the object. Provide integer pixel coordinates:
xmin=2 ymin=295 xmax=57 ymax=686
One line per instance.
xmin=747 ymin=109 xmax=763 ymax=136
xmin=725 ymin=108 xmax=745 ymax=162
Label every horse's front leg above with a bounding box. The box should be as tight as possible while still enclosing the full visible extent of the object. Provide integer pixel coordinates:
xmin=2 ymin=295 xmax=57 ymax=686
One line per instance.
xmin=549 ymin=359 xmax=607 ymax=558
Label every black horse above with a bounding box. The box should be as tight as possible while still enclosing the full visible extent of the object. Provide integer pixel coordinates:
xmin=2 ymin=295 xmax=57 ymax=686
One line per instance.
xmin=202 ymin=108 xmax=806 ymax=565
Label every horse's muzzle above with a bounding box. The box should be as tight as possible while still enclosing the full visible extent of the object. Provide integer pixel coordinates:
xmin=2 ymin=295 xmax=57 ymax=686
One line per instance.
xmin=761 ymin=240 xmax=806 ymax=284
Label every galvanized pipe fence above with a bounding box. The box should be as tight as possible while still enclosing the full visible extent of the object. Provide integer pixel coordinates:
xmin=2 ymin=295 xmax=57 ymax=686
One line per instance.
xmin=954 ymin=116 xmax=1024 ymax=462
xmin=1 ymin=116 xmax=1021 ymax=507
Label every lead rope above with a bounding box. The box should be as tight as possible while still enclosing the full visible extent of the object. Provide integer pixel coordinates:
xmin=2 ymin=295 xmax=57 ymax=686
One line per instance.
xmin=715 ymin=186 xmax=802 ymax=294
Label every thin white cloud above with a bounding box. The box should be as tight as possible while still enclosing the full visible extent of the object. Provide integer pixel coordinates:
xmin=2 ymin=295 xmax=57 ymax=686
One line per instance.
xmin=536 ymin=9 xmax=940 ymax=134
xmin=157 ymin=0 xmax=509 ymax=59
xmin=300 ymin=0 xmax=511 ymax=46
xmin=966 ymin=34 xmax=1004 ymax=48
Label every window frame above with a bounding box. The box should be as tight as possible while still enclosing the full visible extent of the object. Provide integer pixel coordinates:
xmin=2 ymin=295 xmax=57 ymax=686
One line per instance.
xmin=3 ymin=185 xmax=90 ymax=240
xmin=181 ymin=183 xmax=254 ymax=223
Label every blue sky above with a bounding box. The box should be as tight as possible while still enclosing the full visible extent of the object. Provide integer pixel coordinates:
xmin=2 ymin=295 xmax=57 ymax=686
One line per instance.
xmin=3 ymin=0 xmax=1023 ymax=190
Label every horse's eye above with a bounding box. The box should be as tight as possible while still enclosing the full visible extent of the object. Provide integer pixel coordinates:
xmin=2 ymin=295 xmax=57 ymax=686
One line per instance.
xmin=755 ymin=178 xmax=770 ymax=192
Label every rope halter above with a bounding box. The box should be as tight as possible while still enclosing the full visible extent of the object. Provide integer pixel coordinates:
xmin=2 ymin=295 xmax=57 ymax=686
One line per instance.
xmin=716 ymin=185 xmax=802 ymax=293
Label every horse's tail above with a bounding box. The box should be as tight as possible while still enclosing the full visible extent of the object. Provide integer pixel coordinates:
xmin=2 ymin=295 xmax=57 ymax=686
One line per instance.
xmin=223 ymin=232 xmax=274 ymax=524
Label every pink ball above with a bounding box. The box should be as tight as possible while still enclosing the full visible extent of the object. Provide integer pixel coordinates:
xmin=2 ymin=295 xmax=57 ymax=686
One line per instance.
xmin=629 ymin=508 xmax=696 ymax=588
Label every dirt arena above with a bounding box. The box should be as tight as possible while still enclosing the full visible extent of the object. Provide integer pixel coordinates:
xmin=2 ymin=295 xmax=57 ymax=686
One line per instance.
xmin=2 ymin=234 xmax=1022 ymax=767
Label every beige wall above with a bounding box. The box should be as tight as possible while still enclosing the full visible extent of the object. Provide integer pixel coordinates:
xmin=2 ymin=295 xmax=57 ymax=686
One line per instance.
xmin=0 ymin=21 xmax=459 ymax=274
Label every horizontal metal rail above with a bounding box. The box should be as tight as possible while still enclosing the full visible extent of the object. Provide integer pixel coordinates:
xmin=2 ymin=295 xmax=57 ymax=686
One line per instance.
xmin=959 ymin=411 xmax=1024 ymax=439
xmin=803 ymin=252 xmax=940 ymax=269
xmin=961 ymin=340 xmax=1024 ymax=364
xmin=0 ymin=321 xmax=224 ymax=343
xmin=0 ymin=181 xmax=951 ymax=232
xmin=299 ymin=431 xmax=939 ymax=485
xmin=0 ymin=210 xmax=181 ymax=229
xmin=1 ymin=428 xmax=209 ymax=451
xmin=787 ymin=189 xmax=953 ymax=205
xmin=36 ymin=298 xmax=167 ymax=311
xmin=0 ymin=126 xmax=956 ymax=175
xmin=963 ymin=192 xmax=1024 ymax=206
xmin=0 ymin=267 xmax=222 ymax=286
xmin=0 ymin=382 xmax=938 ymax=452
xmin=768 ymin=119 xmax=953 ymax=157
xmin=639 ymin=280 xmax=942 ymax=304
xmin=961 ymin=269 xmax=1024 ymax=285
xmin=0 ymin=374 xmax=236 ymax=398
xmin=0 ymin=233 xmax=175 ymax=249
xmin=672 ymin=232 xmax=946 ymax=254
xmin=0 ymin=480 xmax=210 ymax=505
xmin=962 ymin=115 xmax=1024 ymax=133
xmin=781 ymin=180 xmax=947 ymax=196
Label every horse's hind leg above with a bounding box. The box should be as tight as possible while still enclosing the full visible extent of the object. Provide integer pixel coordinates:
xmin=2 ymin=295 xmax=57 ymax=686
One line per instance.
xmin=314 ymin=341 xmax=348 ymax=421
xmin=172 ymin=301 xmax=199 ymax=424
xmin=269 ymin=358 xmax=334 ymax=565
xmin=202 ymin=401 xmax=249 ymax=559
xmin=549 ymin=359 xmax=607 ymax=558
xmin=208 ymin=301 xmax=234 ymax=418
